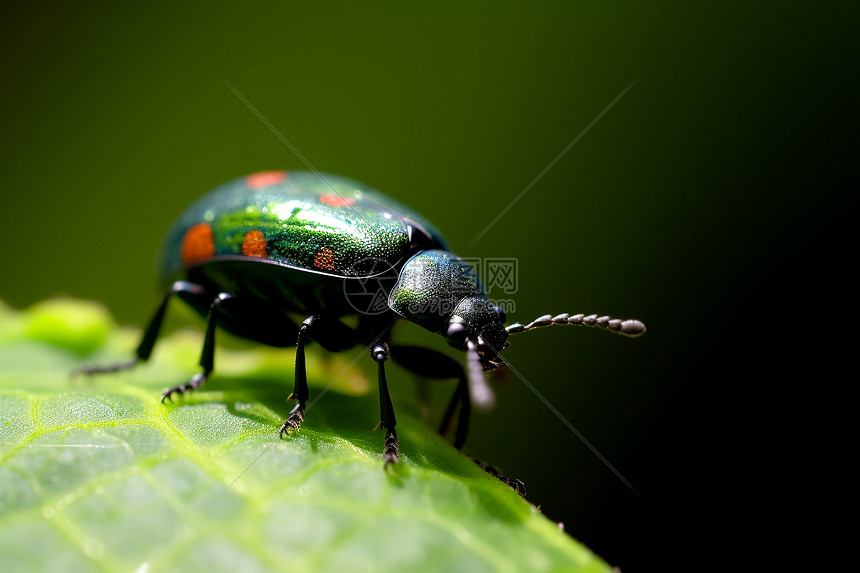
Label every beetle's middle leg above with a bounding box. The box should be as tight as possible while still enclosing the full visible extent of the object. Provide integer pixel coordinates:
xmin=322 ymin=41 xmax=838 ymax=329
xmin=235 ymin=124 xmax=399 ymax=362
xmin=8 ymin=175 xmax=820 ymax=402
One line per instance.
xmin=279 ymin=315 xmax=358 ymax=437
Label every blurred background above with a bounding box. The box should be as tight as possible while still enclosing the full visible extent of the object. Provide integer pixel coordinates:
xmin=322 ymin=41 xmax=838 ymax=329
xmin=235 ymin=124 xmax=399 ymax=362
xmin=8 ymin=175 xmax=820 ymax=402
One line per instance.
xmin=1 ymin=1 xmax=853 ymax=569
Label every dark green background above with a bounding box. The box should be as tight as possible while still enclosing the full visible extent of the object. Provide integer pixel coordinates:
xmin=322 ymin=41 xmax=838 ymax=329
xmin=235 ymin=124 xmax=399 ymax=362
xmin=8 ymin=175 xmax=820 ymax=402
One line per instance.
xmin=1 ymin=2 xmax=853 ymax=569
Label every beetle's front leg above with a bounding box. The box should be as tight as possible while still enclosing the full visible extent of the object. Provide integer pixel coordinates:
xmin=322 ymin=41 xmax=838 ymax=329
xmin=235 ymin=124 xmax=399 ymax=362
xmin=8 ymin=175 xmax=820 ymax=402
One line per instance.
xmin=371 ymin=342 xmax=398 ymax=466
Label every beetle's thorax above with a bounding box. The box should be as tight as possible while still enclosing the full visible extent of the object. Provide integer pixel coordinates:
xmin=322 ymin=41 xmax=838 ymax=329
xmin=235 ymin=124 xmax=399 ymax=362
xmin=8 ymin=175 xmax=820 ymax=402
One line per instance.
xmin=388 ymin=250 xmax=507 ymax=366
xmin=388 ymin=250 xmax=484 ymax=332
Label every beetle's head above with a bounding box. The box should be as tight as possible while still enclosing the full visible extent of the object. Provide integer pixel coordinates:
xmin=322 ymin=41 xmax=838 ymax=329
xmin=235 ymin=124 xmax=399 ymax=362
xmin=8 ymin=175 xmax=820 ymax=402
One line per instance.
xmin=444 ymin=295 xmax=508 ymax=371
xmin=387 ymin=250 xmax=510 ymax=410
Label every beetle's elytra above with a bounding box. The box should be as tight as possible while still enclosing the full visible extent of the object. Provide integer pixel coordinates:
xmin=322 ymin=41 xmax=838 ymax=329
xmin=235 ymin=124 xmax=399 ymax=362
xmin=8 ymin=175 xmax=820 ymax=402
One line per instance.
xmin=77 ymin=170 xmax=645 ymax=467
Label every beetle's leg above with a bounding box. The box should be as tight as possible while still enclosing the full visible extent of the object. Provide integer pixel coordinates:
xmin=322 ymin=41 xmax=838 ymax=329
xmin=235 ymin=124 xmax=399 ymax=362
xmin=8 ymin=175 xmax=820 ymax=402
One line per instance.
xmin=161 ymin=291 xmax=235 ymax=402
xmin=279 ymin=315 xmax=360 ymax=437
xmin=472 ymin=459 xmax=527 ymax=498
xmin=280 ymin=317 xmax=313 ymax=437
xmin=389 ymin=345 xmax=470 ymax=450
xmin=441 ymin=375 xmax=470 ymax=450
xmin=73 ymin=281 xmax=208 ymax=377
xmin=371 ymin=342 xmax=398 ymax=466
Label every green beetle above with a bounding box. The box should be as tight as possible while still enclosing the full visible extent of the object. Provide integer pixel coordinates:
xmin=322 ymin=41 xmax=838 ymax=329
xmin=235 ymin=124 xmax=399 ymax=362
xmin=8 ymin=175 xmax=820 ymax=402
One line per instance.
xmin=78 ymin=170 xmax=645 ymax=467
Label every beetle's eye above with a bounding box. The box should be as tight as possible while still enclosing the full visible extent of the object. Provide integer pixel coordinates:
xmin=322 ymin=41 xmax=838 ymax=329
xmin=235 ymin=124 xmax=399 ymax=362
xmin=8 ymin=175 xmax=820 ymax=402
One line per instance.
xmin=446 ymin=323 xmax=467 ymax=345
xmin=493 ymin=305 xmax=507 ymax=324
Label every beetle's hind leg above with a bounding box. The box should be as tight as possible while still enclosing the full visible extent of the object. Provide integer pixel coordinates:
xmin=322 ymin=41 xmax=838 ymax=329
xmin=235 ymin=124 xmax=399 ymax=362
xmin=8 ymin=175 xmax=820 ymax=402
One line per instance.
xmin=161 ymin=291 xmax=235 ymax=402
xmin=73 ymin=281 xmax=208 ymax=378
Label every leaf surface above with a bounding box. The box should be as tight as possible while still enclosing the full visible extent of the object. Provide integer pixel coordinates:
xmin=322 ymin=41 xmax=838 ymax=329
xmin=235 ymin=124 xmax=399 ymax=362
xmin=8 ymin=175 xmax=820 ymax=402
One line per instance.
xmin=0 ymin=299 xmax=611 ymax=573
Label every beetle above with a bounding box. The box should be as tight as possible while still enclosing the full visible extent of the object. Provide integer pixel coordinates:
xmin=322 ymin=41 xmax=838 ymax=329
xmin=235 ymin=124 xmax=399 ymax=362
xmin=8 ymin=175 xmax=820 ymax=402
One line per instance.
xmin=77 ymin=170 xmax=645 ymax=466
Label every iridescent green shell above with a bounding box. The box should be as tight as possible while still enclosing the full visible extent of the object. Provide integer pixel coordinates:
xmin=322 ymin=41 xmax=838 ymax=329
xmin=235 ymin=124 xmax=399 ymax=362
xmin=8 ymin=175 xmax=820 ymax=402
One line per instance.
xmin=159 ymin=171 xmax=447 ymax=286
xmin=388 ymin=250 xmax=486 ymax=334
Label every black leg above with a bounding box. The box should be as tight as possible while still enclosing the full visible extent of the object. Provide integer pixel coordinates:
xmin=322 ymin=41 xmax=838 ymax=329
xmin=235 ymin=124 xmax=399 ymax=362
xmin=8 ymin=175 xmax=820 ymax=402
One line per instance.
xmin=390 ymin=345 xmax=471 ymax=449
xmin=279 ymin=317 xmax=312 ymax=437
xmin=387 ymin=346 xmax=525 ymax=493
xmin=161 ymin=291 xmax=235 ymax=402
xmin=473 ymin=459 xmax=527 ymax=497
xmin=277 ymin=315 xmax=399 ymax=466
xmin=73 ymin=281 xmax=208 ymax=377
xmin=371 ymin=342 xmax=398 ymax=466
xmin=279 ymin=315 xmax=360 ymax=437
xmin=440 ymin=375 xmax=470 ymax=450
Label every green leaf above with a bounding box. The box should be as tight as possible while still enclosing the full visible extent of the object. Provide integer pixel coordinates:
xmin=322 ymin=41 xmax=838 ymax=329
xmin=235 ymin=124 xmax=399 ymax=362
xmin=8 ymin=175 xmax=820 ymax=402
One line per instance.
xmin=0 ymin=299 xmax=612 ymax=573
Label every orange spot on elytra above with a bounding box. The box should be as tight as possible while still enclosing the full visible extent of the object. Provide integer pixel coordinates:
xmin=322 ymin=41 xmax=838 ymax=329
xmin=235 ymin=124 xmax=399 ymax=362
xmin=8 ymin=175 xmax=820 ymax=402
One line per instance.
xmin=319 ymin=194 xmax=355 ymax=207
xmin=241 ymin=230 xmax=267 ymax=258
xmin=314 ymin=247 xmax=336 ymax=271
xmin=182 ymin=223 xmax=215 ymax=265
xmin=247 ymin=171 xmax=287 ymax=189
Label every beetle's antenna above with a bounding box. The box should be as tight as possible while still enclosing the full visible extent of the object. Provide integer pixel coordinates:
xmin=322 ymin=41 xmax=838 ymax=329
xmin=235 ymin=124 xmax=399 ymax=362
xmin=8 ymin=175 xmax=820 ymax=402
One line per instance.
xmin=466 ymin=339 xmax=496 ymax=411
xmin=505 ymin=313 xmax=646 ymax=337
